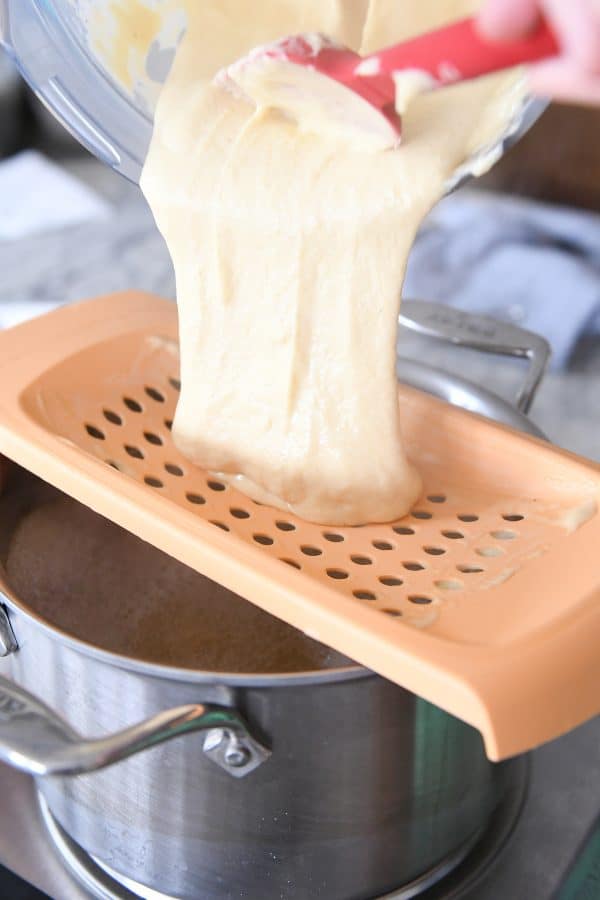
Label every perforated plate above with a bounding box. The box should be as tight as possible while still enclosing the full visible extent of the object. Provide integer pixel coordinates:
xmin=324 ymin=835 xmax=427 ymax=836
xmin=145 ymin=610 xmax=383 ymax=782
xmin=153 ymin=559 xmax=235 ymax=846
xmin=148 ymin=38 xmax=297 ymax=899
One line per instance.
xmin=1 ymin=292 xmax=600 ymax=760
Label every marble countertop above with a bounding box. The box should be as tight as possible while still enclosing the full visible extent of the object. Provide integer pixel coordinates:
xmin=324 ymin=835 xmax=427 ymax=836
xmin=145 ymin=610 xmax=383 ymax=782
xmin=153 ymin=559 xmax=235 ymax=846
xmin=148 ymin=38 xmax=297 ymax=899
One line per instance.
xmin=0 ymin=156 xmax=599 ymax=900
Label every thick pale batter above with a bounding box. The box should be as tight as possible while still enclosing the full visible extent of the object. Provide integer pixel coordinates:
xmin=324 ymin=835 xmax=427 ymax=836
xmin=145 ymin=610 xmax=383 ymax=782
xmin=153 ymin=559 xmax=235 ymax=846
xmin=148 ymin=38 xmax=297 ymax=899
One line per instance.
xmin=140 ymin=0 xmax=524 ymax=525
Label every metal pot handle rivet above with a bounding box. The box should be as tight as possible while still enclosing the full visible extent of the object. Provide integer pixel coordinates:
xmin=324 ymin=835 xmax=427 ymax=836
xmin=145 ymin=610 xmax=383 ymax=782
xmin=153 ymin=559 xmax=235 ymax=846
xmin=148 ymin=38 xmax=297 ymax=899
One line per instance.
xmin=0 ymin=674 xmax=270 ymax=779
xmin=400 ymin=300 xmax=551 ymax=414
xmin=203 ymin=728 xmax=252 ymax=769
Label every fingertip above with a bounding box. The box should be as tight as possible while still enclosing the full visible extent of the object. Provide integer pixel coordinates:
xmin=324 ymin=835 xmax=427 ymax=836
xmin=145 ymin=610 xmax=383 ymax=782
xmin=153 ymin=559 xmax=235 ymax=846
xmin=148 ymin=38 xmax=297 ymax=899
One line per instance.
xmin=476 ymin=5 xmax=509 ymax=41
xmin=477 ymin=0 xmax=540 ymax=41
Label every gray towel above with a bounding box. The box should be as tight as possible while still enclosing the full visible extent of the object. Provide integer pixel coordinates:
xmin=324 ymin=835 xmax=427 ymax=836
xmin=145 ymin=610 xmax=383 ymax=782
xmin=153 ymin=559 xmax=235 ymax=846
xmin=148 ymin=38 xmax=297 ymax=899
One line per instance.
xmin=405 ymin=190 xmax=600 ymax=369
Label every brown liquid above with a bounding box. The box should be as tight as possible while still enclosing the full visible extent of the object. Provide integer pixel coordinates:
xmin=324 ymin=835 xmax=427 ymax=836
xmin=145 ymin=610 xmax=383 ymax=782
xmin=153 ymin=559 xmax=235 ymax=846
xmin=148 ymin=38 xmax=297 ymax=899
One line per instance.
xmin=6 ymin=496 xmax=351 ymax=673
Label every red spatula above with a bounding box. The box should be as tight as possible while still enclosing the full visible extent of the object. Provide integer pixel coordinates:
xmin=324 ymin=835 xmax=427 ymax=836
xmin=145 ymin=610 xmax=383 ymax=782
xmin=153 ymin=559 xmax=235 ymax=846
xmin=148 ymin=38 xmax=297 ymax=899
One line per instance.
xmin=218 ymin=16 xmax=559 ymax=150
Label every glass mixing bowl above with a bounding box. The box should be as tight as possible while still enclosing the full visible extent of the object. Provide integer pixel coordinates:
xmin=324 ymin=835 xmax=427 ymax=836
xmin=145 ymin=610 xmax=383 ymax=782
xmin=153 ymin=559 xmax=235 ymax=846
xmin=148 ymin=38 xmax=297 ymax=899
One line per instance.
xmin=0 ymin=0 xmax=546 ymax=183
xmin=0 ymin=0 xmax=179 ymax=180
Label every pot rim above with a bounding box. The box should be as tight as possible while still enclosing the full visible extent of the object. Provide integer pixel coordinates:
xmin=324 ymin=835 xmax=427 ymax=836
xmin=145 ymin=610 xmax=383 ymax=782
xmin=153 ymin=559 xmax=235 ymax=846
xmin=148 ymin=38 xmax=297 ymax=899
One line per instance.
xmin=2 ymin=585 xmax=369 ymax=686
xmin=2 ymin=359 xmax=546 ymax=688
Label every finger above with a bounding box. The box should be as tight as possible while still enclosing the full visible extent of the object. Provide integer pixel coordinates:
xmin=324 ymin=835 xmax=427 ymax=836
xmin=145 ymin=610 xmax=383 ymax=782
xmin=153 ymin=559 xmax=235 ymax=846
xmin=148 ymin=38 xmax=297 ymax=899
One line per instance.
xmin=529 ymin=57 xmax=600 ymax=104
xmin=541 ymin=0 xmax=600 ymax=73
xmin=478 ymin=0 xmax=540 ymax=41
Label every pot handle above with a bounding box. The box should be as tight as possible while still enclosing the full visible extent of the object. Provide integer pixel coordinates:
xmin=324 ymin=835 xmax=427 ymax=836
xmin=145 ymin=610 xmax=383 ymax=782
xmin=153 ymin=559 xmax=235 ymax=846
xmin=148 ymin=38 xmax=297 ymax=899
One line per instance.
xmin=0 ymin=672 xmax=270 ymax=779
xmin=399 ymin=300 xmax=551 ymax=414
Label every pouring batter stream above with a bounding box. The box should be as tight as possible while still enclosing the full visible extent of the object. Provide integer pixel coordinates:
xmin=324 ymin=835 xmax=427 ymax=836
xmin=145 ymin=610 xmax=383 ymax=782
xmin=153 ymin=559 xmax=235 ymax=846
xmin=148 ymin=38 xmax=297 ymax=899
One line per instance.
xmin=140 ymin=0 xmax=525 ymax=525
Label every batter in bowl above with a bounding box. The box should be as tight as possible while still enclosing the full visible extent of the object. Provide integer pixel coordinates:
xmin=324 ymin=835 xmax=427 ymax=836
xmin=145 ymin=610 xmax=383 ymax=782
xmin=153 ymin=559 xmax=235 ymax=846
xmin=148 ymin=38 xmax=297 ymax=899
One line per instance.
xmin=141 ymin=0 xmax=525 ymax=525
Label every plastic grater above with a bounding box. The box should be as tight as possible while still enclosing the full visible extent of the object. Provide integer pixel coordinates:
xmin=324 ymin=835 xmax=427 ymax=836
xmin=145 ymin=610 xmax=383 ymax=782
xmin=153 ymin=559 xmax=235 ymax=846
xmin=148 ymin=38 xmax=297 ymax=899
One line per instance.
xmin=0 ymin=291 xmax=599 ymax=760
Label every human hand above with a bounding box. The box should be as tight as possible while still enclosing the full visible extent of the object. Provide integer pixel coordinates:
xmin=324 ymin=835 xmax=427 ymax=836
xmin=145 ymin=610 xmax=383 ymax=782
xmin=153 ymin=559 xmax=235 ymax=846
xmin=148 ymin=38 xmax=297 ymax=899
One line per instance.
xmin=478 ymin=0 xmax=600 ymax=105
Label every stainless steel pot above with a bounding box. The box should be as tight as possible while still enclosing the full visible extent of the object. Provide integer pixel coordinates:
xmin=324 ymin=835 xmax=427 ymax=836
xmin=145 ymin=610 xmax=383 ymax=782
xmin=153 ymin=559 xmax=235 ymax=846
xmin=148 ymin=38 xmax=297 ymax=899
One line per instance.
xmin=0 ymin=303 xmax=550 ymax=900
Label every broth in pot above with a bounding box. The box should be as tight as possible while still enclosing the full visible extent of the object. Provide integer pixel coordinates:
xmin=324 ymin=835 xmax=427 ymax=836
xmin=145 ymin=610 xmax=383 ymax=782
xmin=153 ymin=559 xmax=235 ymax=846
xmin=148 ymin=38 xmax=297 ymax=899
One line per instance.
xmin=6 ymin=491 xmax=350 ymax=672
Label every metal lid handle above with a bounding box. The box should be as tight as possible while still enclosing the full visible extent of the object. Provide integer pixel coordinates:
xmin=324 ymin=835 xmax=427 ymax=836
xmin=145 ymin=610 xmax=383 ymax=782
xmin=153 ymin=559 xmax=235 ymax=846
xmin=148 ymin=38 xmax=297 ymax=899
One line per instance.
xmin=400 ymin=300 xmax=551 ymax=414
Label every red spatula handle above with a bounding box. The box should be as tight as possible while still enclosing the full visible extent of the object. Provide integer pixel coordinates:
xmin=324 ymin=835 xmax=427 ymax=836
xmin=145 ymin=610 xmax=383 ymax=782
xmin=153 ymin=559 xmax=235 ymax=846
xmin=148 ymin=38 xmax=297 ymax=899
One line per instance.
xmin=367 ymin=16 xmax=560 ymax=84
